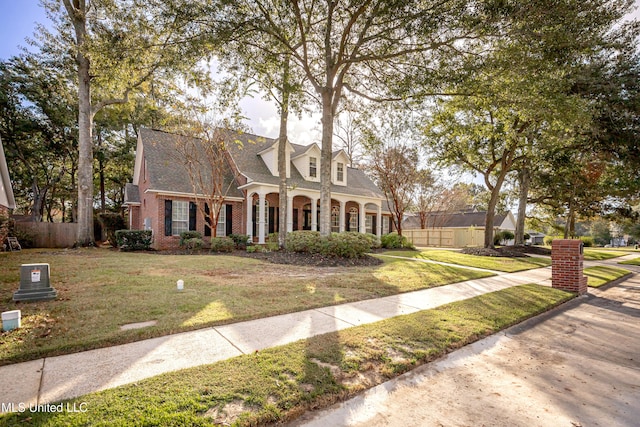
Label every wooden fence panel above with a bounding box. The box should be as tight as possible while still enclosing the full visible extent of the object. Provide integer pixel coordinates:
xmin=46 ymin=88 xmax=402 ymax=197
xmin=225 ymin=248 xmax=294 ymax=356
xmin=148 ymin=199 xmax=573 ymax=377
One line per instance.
xmin=404 ymin=229 xmax=455 ymax=247
xmin=15 ymin=222 xmax=77 ymax=248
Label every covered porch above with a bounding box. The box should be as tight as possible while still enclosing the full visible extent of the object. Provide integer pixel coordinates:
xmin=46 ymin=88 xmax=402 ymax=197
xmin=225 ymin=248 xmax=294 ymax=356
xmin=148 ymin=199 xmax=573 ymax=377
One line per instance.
xmin=243 ymin=185 xmax=386 ymax=244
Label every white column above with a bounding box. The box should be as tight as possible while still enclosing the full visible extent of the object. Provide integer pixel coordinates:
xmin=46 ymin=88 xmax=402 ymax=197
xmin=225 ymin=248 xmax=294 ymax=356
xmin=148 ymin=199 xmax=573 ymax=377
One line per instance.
xmin=311 ymin=198 xmax=318 ymax=231
xmin=339 ymin=201 xmax=345 ymax=233
xmin=377 ymin=204 xmax=382 ymax=237
xmin=258 ymin=193 xmax=266 ymax=244
xmin=287 ymin=196 xmax=294 ymax=232
xmin=359 ymin=202 xmax=366 ymax=234
xmin=246 ymin=194 xmax=253 ymax=240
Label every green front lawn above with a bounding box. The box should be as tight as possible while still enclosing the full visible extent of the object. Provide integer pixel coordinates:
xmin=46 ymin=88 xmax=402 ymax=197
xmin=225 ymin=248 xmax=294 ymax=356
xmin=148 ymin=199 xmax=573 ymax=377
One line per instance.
xmin=583 ymin=249 xmax=629 ymax=260
xmin=0 ymin=249 xmax=492 ymax=365
xmin=0 ymin=284 xmax=573 ymax=427
xmin=584 ymin=266 xmax=631 ymax=288
xmin=379 ymin=249 xmax=551 ymax=272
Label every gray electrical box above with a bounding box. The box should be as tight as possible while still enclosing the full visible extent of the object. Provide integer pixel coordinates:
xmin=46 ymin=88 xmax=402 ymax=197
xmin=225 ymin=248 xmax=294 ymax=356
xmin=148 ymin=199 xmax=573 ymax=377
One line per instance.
xmin=13 ymin=263 xmax=58 ymax=302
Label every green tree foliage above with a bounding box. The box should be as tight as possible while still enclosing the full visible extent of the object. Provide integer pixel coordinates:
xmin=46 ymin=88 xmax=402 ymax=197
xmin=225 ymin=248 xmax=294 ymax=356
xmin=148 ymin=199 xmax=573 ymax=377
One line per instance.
xmin=425 ymin=64 xmax=589 ymax=247
xmin=589 ymin=219 xmax=613 ymax=246
xmin=363 ymin=107 xmax=424 ymax=236
xmin=209 ymin=0 xmax=494 ymax=236
xmin=0 ymin=56 xmax=78 ymax=221
xmin=423 ymin=0 xmax=631 ymax=247
xmin=569 ymin=25 xmax=640 ymax=200
xmin=48 ymin=0 xmax=212 ymax=245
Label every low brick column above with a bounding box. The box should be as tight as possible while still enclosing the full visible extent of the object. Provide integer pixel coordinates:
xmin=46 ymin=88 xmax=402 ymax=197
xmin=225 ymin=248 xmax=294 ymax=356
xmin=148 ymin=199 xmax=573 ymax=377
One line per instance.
xmin=551 ymin=239 xmax=588 ymax=295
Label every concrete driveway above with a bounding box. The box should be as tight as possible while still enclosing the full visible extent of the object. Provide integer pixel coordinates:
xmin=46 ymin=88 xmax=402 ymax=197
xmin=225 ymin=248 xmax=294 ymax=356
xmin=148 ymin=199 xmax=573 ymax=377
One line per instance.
xmin=292 ymin=272 xmax=640 ymax=427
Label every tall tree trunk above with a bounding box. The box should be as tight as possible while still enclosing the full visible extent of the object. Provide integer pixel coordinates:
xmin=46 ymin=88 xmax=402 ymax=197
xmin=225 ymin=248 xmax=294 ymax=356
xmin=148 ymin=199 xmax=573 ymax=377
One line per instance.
xmin=31 ymin=180 xmax=45 ymax=222
xmin=484 ymin=171 xmax=508 ymax=248
xmin=98 ymin=131 xmax=106 ymax=213
xmin=396 ymin=211 xmax=403 ymax=236
xmin=319 ymin=89 xmax=334 ymax=236
xmin=515 ymin=166 xmax=530 ymax=245
xmin=277 ymin=57 xmax=290 ymax=248
xmin=64 ymin=0 xmax=95 ymax=246
xmin=564 ymin=201 xmax=575 ymax=239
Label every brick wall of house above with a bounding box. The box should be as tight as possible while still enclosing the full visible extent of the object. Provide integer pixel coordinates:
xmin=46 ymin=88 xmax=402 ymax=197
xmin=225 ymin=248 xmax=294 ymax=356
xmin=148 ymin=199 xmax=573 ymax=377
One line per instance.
xmin=129 ymin=206 xmax=141 ymax=230
xmin=229 ymin=200 xmax=244 ymax=236
xmin=551 ymin=239 xmax=588 ymax=295
xmin=152 ymin=194 xmax=175 ymax=249
xmin=148 ymin=196 xmax=246 ymax=250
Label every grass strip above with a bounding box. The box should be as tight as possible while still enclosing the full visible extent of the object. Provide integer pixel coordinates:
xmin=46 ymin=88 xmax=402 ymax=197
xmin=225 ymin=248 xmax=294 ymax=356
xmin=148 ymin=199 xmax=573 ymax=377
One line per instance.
xmin=584 ymin=266 xmax=632 ymax=288
xmin=0 ymin=249 xmax=491 ymax=365
xmin=380 ymin=249 xmax=551 ymax=272
xmin=583 ymin=249 xmax=629 ymax=260
xmin=619 ymin=257 xmax=640 ymax=266
xmin=0 ymin=284 xmax=573 ymax=427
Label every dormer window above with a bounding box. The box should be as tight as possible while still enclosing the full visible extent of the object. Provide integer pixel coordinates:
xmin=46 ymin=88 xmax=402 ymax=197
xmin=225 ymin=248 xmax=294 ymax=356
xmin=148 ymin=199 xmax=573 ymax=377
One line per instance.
xmin=309 ymin=157 xmax=317 ymax=178
xmin=337 ymin=162 xmax=344 ymax=182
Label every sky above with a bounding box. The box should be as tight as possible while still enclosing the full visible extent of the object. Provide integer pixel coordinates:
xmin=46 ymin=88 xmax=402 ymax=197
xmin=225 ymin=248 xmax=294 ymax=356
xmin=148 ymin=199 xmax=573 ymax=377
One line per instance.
xmin=1 ymin=1 xmax=639 ymax=143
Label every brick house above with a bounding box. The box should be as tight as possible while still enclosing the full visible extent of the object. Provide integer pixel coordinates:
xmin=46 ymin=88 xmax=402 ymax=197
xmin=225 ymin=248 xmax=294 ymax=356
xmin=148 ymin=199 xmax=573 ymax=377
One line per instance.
xmin=124 ymin=128 xmax=393 ymax=249
xmin=0 ymin=136 xmax=17 ymax=244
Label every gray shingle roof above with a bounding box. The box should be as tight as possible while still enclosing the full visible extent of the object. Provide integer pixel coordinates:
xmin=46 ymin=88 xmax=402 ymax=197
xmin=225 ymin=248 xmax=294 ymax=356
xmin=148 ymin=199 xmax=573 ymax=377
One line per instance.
xmin=138 ymin=128 xmax=244 ymax=199
xmin=221 ymin=129 xmax=384 ymax=199
xmin=404 ymin=211 xmax=508 ymax=229
xmin=124 ymin=183 xmax=140 ymax=204
xmin=135 ymin=128 xmax=385 ymax=201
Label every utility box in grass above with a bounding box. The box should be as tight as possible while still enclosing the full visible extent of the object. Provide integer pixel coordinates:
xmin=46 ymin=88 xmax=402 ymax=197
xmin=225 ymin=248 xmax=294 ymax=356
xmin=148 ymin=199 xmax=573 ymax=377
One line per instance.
xmin=1 ymin=310 xmax=21 ymax=331
xmin=13 ymin=263 xmax=58 ymax=302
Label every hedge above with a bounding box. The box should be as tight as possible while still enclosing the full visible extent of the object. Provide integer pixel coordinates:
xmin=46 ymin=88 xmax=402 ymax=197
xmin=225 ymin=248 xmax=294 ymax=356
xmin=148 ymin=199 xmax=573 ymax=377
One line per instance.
xmin=210 ymin=237 xmax=235 ymax=253
xmin=98 ymin=213 xmax=126 ymax=248
xmin=380 ymin=232 xmax=414 ymax=249
xmin=179 ymin=231 xmax=202 ymax=247
xmin=115 ymin=230 xmax=153 ymax=251
xmin=285 ymin=230 xmax=373 ymax=258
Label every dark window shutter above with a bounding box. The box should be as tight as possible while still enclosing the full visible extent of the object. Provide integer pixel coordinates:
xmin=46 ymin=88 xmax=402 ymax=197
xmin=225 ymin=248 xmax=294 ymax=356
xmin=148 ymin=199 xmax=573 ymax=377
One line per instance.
xmin=252 ymin=205 xmax=257 ymax=237
xmin=268 ymin=207 xmax=275 ymax=234
xmin=372 ymin=215 xmax=377 ymax=235
xmin=189 ymin=202 xmax=197 ymax=231
xmin=204 ymin=203 xmax=211 ymax=237
xmin=164 ymin=200 xmax=172 ymax=236
xmin=345 ymin=212 xmax=350 ymax=232
xmin=225 ymin=204 xmax=233 ymax=236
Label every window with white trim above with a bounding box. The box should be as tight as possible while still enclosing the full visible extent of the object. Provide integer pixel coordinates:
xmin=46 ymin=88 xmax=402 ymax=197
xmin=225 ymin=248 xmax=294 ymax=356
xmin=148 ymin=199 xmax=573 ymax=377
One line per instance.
xmin=331 ymin=206 xmax=340 ymax=232
xmin=337 ymin=162 xmax=344 ymax=182
xmin=217 ymin=204 xmax=226 ymax=236
xmin=349 ymin=207 xmax=358 ymax=231
xmin=172 ymin=200 xmax=188 ymax=236
xmin=309 ymin=157 xmax=317 ymax=178
xmin=383 ymin=216 xmax=390 ymax=234
xmin=366 ymin=215 xmax=373 ymax=234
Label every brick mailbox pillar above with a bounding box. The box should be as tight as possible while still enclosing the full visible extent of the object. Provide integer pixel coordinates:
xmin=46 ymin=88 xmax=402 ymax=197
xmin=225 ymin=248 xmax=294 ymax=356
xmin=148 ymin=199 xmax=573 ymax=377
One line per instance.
xmin=551 ymin=239 xmax=588 ymax=295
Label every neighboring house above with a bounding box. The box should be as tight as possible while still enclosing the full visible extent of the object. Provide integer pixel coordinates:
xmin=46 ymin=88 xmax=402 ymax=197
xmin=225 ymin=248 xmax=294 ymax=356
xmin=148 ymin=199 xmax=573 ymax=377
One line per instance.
xmin=124 ymin=128 xmax=393 ymax=249
xmin=527 ymin=232 xmax=545 ymax=245
xmin=403 ymin=210 xmax=517 ymax=247
xmin=0 ymin=136 xmax=17 ymax=244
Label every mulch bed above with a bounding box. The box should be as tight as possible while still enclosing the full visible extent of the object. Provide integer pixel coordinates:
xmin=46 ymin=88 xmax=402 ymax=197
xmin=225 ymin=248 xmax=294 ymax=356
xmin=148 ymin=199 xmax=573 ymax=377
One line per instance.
xmin=236 ymin=250 xmax=384 ymax=267
xmin=460 ymin=245 xmax=551 ymax=258
xmin=153 ymin=247 xmax=384 ymax=267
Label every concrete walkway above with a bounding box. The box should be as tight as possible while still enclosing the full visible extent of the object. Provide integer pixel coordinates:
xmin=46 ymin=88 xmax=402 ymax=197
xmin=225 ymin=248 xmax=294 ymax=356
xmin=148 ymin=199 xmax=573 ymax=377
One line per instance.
xmin=291 ymin=262 xmax=640 ymax=427
xmin=0 ymin=260 xmax=554 ymax=412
